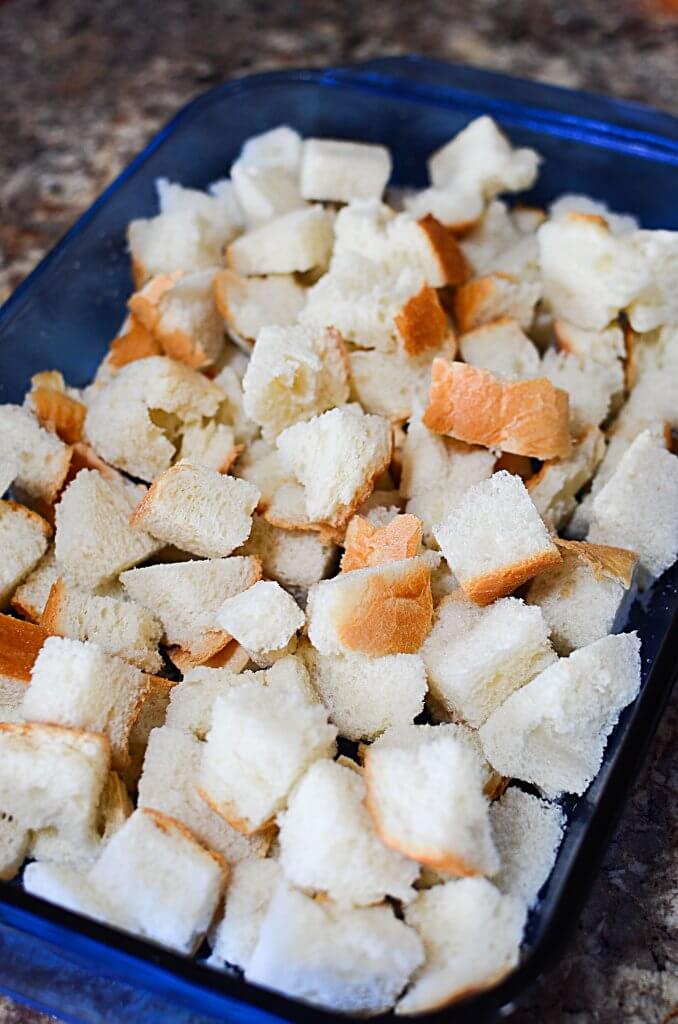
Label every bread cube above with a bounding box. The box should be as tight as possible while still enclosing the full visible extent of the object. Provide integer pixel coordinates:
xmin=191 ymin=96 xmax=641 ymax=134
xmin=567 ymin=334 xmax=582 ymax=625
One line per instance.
xmin=459 ymin=317 xmax=540 ymax=379
xmin=213 ymin=270 xmax=305 ymax=348
xmin=526 ymin=425 xmax=605 ymax=531
xmin=238 ymin=515 xmax=338 ymax=591
xmin=124 ymin=674 xmax=175 ymax=790
xmin=300 ymin=138 xmax=391 ymax=203
xmin=210 ymin=857 xmax=282 ymax=971
xmin=227 ymin=206 xmax=334 ymax=276
xmin=237 ymin=125 xmax=302 ymax=171
xmin=176 ymin=420 xmax=238 ymax=474
xmin=231 ymin=159 xmax=305 ymax=228
xmin=478 ymin=632 xmax=641 ymax=796
xmin=340 ymin=513 xmax=422 ymax=572
xmin=424 ymin=360 xmax=571 ymax=460
xmin=348 ymin=348 xmax=432 ymax=421
xmin=453 ymin=274 xmax=541 ymax=333
xmin=156 ymin=178 xmax=242 ymax=241
xmin=434 ymin=472 xmax=561 ymax=605
xmin=364 ymin=724 xmax=499 ymax=876
xmin=490 ymin=788 xmax=564 ymax=907
xmin=247 ymin=881 xmax=424 ymax=1016
xmin=554 ymin=319 xmax=626 ymax=368
xmin=199 ymin=669 xmax=337 ymax=832
xmin=0 ymin=501 xmax=51 ymax=608
xmin=396 ymin=878 xmax=525 ymax=1015
xmin=135 ymin=269 xmax=225 ymax=370
xmin=218 ymin=580 xmax=304 ymax=655
xmin=626 ymin=229 xmax=678 ymax=332
xmin=242 ymin=324 xmax=349 ymax=440
xmin=421 ymin=595 xmax=555 ymax=727
xmin=0 ymin=613 xmax=48 ymax=722
xmin=0 ymin=405 xmax=71 ymax=503
xmin=23 ymin=861 xmax=125 ymax=925
xmin=128 ymin=210 xmax=220 ymax=285
xmin=540 ymin=349 xmax=623 ymax=431
xmin=428 ymin=116 xmax=540 ymax=197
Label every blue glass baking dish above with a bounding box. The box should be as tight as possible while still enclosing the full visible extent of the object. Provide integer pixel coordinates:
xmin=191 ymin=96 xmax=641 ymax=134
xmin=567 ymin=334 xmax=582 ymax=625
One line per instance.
xmin=0 ymin=55 xmax=677 ymax=1024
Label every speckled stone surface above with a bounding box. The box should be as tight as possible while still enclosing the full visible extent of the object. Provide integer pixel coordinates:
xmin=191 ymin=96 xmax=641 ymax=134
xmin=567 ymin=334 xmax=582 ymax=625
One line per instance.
xmin=0 ymin=1 xmax=677 ymax=1021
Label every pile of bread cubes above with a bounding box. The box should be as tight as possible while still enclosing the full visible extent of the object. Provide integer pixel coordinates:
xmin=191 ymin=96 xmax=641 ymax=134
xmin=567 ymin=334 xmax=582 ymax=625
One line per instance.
xmin=1 ymin=115 xmax=677 ymax=1017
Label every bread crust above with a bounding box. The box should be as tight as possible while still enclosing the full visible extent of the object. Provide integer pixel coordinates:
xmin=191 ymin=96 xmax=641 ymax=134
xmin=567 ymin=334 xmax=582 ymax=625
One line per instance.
xmin=197 ymin=787 xmax=275 ymax=837
xmin=394 ymin=286 xmax=454 ymax=358
xmin=341 ymin=514 xmax=422 ymax=573
xmin=0 ymin=613 xmax=49 ymax=682
xmin=397 ymin=966 xmax=514 ymax=1015
xmin=40 ymin=577 xmax=67 ymax=635
xmin=555 ymin=538 xmax=638 ymax=588
xmin=417 ymin=215 xmax=470 ymax=287
xmin=67 ymin=443 xmax=118 ymax=481
xmin=453 ymin=276 xmax=498 ymax=333
xmin=107 ymin=317 xmax=164 ymax=369
xmin=31 ymin=389 xmax=86 ymax=445
xmin=335 ymin=560 xmax=433 ymax=656
xmin=127 ymin=273 xmax=183 ymax=332
xmin=2 ymin=500 xmax=52 ymax=541
xmin=141 ymin=807 xmax=229 ymax=875
xmin=462 ymin=549 xmax=563 ymax=607
xmin=493 ymin=452 xmax=534 ymax=480
xmin=423 ymin=359 xmax=571 ymax=460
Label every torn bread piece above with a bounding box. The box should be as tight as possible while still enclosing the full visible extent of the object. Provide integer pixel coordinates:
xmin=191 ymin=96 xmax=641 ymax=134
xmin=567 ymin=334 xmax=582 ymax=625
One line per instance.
xmin=347 ymin=348 xmax=437 ymax=422
xmin=22 ymin=636 xmax=150 ymax=772
xmin=554 ymin=319 xmax=626 ymax=369
xmin=300 ymin=138 xmax=392 ymax=203
xmin=127 ymin=210 xmax=223 ymax=285
xmin=218 ymin=580 xmax=304 ymax=657
xmin=459 ymin=317 xmax=540 ymax=379
xmin=42 ymin=578 xmax=163 ymax=673
xmin=138 ymin=726 xmax=270 ymax=864
xmin=247 ymin=880 xmax=424 ymax=1016
xmin=120 ymin=556 xmax=262 ymax=666
xmin=490 ymin=788 xmax=565 ymax=908
xmin=276 ymin=406 xmax=392 ymax=528
xmin=307 ymin=556 xmax=433 ymax=657
xmin=396 ymin=878 xmax=525 ymax=1015
xmin=423 ymin=360 xmax=571 ymax=460
xmin=227 ymin=205 xmax=334 ymax=276
xmin=421 ymin=595 xmax=556 ymax=728
xmin=28 ymin=372 xmax=86 ymax=445
xmin=428 ymin=116 xmax=540 ymax=201
xmin=176 ymin=420 xmax=239 ymax=474
xmin=242 ymin=325 xmax=349 ymax=440
xmin=526 ymin=540 xmax=638 ymax=655
xmin=341 ymin=513 xmax=422 ymax=572
xmin=131 ymin=269 xmax=225 ymax=370
xmin=0 ymin=404 xmax=72 ymax=503
xmin=299 ymin=643 xmax=427 ymax=741
xmin=453 ymin=275 xmax=541 ymax=333
xmin=434 ymin=472 xmax=561 ymax=606
xmin=213 ymin=270 xmax=305 ymax=349
xmin=587 ymin=430 xmax=678 ymax=582
xmin=104 ymin=315 xmax=164 ymax=374
xmin=278 ymin=759 xmax=419 ymax=906
xmin=526 ymin=425 xmax=605 ymax=531
xmin=549 ymin=193 xmax=638 ymax=235
xmin=0 ymin=614 xmax=49 ymax=722
xmin=210 ymin=857 xmax=283 ymax=971
xmin=626 ymin=229 xmax=678 ymax=332
xmin=156 ymin=177 xmax=242 ymax=239
xmin=230 ymin=160 xmax=305 ymax=230
xmin=364 ymin=724 xmax=499 ymax=876
xmin=478 ymin=632 xmax=641 ymax=797
xmin=199 ymin=667 xmax=337 ymax=833
xmin=55 ymin=470 xmax=161 ymax=590
xmin=540 ymin=349 xmax=623 ymax=431
xmin=131 ymin=462 xmax=259 ymax=558
xmin=0 ymin=501 xmax=51 ymax=608
xmin=0 ymin=722 xmax=110 ymax=849
xmin=238 ymin=515 xmax=338 ymax=591
xmin=84 ymin=356 xmax=223 ymax=482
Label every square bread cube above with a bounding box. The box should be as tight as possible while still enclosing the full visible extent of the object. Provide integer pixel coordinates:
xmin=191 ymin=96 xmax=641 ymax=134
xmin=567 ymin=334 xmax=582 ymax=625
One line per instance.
xmin=300 ymin=138 xmax=392 ymax=203
xmin=237 ymin=125 xmax=302 ymax=172
xmin=0 ymin=501 xmax=51 ymax=608
xmin=214 ymin=270 xmax=305 ymax=348
xmin=459 ymin=317 xmax=541 ymax=379
xmin=156 ymin=178 xmax=242 ymax=243
xmin=210 ymin=857 xmax=283 ymax=971
xmin=453 ymin=274 xmax=541 ymax=333
xmin=363 ymin=723 xmax=499 ymax=876
xmin=478 ymin=632 xmax=641 ymax=796
xmin=231 ymin=160 xmax=304 ymax=228
xmin=278 ymin=759 xmax=419 ymax=906
xmin=421 ymin=595 xmax=556 ymax=727
xmin=540 ymin=349 xmax=624 ymax=431
xmin=238 ymin=515 xmax=338 ymax=591
xmin=0 ymin=405 xmax=72 ymax=503
xmin=218 ymin=580 xmax=304 ymax=655
xmin=140 ymin=268 xmax=226 ymax=370
xmin=226 ymin=206 xmax=334 ymax=276
xmin=433 ymin=471 xmax=561 ymax=605
xmin=127 ymin=210 xmax=221 ymax=284
xmin=490 ymin=788 xmax=565 ymax=908
xmin=427 ymin=116 xmax=540 ymax=198
xmin=246 ymin=881 xmax=424 ymax=1016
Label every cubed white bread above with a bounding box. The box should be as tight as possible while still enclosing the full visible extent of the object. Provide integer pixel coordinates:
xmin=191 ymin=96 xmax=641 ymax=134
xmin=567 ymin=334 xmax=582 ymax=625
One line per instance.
xmin=11 ymin=549 xmax=63 ymax=622
xmin=213 ymin=270 xmax=305 ymax=348
xmin=177 ymin=421 xmax=238 ymax=473
xmin=84 ymin=356 xmax=223 ymax=482
xmin=141 ymin=269 xmax=225 ymax=370
xmin=276 ymin=406 xmax=392 ymax=527
xmin=626 ymin=230 xmax=678 ymax=332
xmin=300 ymin=138 xmax=392 ymax=203
xmin=238 ymin=515 xmax=338 ymax=591
xmin=226 ymin=206 xmax=334 ymax=276
xmin=0 ymin=722 xmax=109 ymax=847
xmin=540 ymin=349 xmax=623 ymax=431
xmin=478 ymin=632 xmax=641 ymax=797
xmin=231 ymin=159 xmax=305 ymax=229
xmin=41 ymin=578 xmax=163 ymax=673
xmin=363 ymin=724 xmax=499 ymax=876
xmin=404 ymin=184 xmax=484 ymax=231
xmin=278 ymin=759 xmax=419 ymax=905
xmin=0 ymin=613 xmax=48 ymax=721
xmin=238 ymin=125 xmax=302 ymax=172
xmin=428 ymin=116 xmax=540 ymax=198
xmin=234 ymin=438 xmax=291 ymax=506
xmin=0 ymin=405 xmax=71 ymax=503
xmin=396 ymin=878 xmax=525 ymax=1015
xmin=131 ymin=462 xmax=259 ymax=558
xmin=0 ymin=457 xmax=16 ymax=496
xmin=299 ymin=643 xmax=426 ymax=741
xmin=210 ymin=857 xmax=283 ymax=971
xmin=127 ymin=210 xmax=222 ymax=285
xmin=156 ymin=178 xmax=242 ymax=242
xmin=400 ymin=415 xmax=496 ymax=543
xmin=460 ymin=201 xmax=520 ymax=273
xmin=218 ymin=580 xmax=304 ymax=655
xmin=0 ymin=812 xmax=29 ymax=880
xmin=348 ymin=348 xmax=440 ymax=422
xmin=247 ymin=881 xmax=425 ymax=1016
xmin=124 ymin=675 xmax=175 ymax=790
xmin=421 ymin=595 xmax=556 ymax=728
xmin=0 ymin=501 xmax=51 ymax=608
xmin=433 ymin=472 xmax=561 ymax=606
xmin=610 ymin=362 xmax=678 ymax=442
xmin=88 ymin=808 xmax=227 ymax=954
xmin=331 ymin=201 xmax=468 ymax=288
xmin=120 ymin=556 xmax=262 ymax=664
xmin=549 ymin=193 xmax=638 ymax=235
xmin=490 ymin=788 xmax=565 ymax=907
xmin=340 ymin=513 xmax=421 ymax=572
xmin=199 ymin=668 xmax=337 ymax=832
xmin=453 ymin=274 xmax=541 ymax=333
xmin=459 ymin=317 xmax=540 ymax=379
xmin=307 ymin=557 xmax=433 ymax=657
xmin=55 ymin=470 xmax=160 ymax=590
xmin=526 ymin=426 xmax=605 ymax=531
xmin=242 ymin=325 xmax=349 ymax=440
xmin=23 ymin=636 xmax=150 ymax=771
xmin=212 ymin=364 xmax=260 ymax=446
xmin=587 ymin=430 xmax=678 ymax=581
xmin=554 ymin=319 xmax=626 ymax=368
xmin=537 ymin=215 xmax=648 ymax=330
xmin=526 ymin=540 xmax=637 ymax=654
xmin=138 ymin=726 xmax=270 ymax=864
xmin=23 ymin=861 xmax=128 ymax=926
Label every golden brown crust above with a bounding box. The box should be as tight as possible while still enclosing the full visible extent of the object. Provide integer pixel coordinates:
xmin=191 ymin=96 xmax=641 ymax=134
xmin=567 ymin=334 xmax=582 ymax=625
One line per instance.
xmin=335 ymin=561 xmax=433 ymax=656
xmin=555 ymin=538 xmax=638 ymax=588
xmin=40 ymin=577 xmax=66 ymax=636
xmin=154 ymin=328 xmax=211 ymax=370
xmin=218 ymin=445 xmax=245 ymax=475
xmin=462 ymin=549 xmax=563 ymax=607
xmin=416 ymin=215 xmax=470 ymax=286
xmin=341 ymin=514 xmax=423 ymax=573
xmin=0 ymin=720 xmax=111 ymax=761
xmin=394 ymin=286 xmax=454 ymax=358
xmin=423 ymin=359 xmax=571 ymax=460
xmin=398 ymin=966 xmax=515 ymax=1015
xmin=197 ymin=787 xmax=275 ymax=837
xmin=167 ymin=632 xmax=234 ymax=673
xmin=565 ymin=210 xmax=609 ymax=229
xmin=453 ymin=277 xmax=498 ymax=334
xmin=493 ymin=451 xmax=535 ymax=481
xmin=127 ymin=272 xmax=183 ymax=332
xmin=141 ymin=807 xmax=229 ymax=875
xmin=107 ymin=317 xmax=164 ymax=369
xmin=31 ymin=389 xmax=86 ymax=445
xmin=0 ymin=613 xmax=49 ymax=682
xmin=67 ymin=443 xmax=118 ymax=482
xmin=129 ymin=464 xmax=179 ymax=529
xmin=1 ymin=499 xmax=52 ymax=541
xmin=212 ymin=269 xmax=256 ymax=347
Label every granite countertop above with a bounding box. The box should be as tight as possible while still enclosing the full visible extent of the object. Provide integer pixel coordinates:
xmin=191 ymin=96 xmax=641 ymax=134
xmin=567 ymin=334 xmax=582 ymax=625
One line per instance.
xmin=0 ymin=0 xmax=676 ymax=1021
